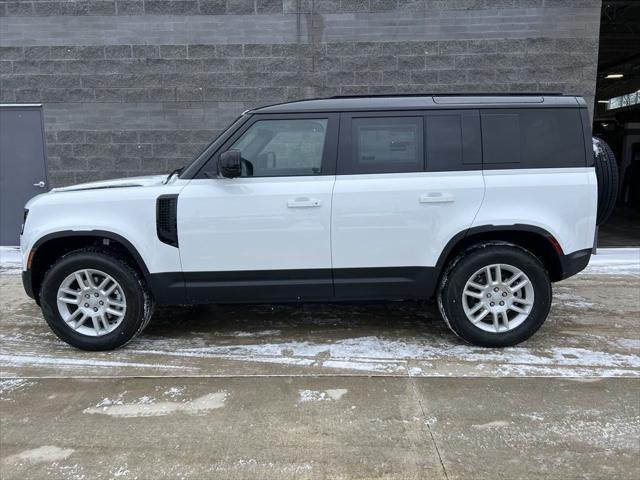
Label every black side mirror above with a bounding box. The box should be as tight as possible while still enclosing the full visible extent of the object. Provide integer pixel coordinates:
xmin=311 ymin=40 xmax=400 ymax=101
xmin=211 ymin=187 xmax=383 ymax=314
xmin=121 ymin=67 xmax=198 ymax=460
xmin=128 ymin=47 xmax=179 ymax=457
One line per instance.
xmin=218 ymin=150 xmax=242 ymax=178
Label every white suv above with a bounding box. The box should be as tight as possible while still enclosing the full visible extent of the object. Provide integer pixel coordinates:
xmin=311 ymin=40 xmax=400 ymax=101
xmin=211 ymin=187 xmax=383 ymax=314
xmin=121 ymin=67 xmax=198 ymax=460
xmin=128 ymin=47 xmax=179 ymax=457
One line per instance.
xmin=21 ymin=95 xmax=606 ymax=351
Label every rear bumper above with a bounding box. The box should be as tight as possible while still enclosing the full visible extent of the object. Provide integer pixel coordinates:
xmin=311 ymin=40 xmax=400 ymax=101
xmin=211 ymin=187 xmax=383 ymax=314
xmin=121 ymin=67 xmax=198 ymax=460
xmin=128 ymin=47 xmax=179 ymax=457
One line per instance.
xmin=22 ymin=270 xmax=35 ymax=300
xmin=558 ymin=248 xmax=592 ymax=280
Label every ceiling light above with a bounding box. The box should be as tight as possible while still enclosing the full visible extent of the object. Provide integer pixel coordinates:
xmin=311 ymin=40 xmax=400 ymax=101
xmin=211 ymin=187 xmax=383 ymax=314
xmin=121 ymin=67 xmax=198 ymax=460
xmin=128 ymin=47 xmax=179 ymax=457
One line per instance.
xmin=597 ymin=100 xmax=609 ymax=103
xmin=605 ymin=73 xmax=624 ymax=79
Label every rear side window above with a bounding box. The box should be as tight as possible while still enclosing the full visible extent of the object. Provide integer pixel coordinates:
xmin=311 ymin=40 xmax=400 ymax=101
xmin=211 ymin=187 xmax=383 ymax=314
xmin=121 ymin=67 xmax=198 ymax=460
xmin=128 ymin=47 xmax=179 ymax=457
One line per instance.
xmin=481 ymin=108 xmax=585 ymax=168
xmin=343 ymin=117 xmax=424 ymax=174
xmin=426 ymin=110 xmax=481 ymax=171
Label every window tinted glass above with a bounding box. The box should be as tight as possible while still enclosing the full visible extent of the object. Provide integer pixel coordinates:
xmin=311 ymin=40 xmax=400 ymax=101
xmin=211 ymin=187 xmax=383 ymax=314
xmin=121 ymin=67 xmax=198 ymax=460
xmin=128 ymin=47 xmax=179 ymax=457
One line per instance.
xmin=481 ymin=109 xmax=585 ymax=168
xmin=349 ymin=117 xmax=423 ymax=174
xmin=426 ymin=115 xmax=462 ymax=170
xmin=425 ymin=111 xmax=482 ymax=171
xmin=230 ymin=119 xmax=328 ymax=177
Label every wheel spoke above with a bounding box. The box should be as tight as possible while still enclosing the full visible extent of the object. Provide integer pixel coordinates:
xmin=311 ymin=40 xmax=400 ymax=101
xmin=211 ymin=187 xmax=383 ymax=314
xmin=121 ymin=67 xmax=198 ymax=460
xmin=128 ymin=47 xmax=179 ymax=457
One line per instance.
xmin=495 ymin=265 xmax=503 ymax=283
xmin=485 ymin=266 xmax=493 ymax=284
xmin=97 ymin=276 xmax=110 ymax=291
xmin=58 ymin=296 xmax=80 ymax=305
xmin=75 ymin=313 xmax=89 ymax=329
xmin=511 ymin=279 xmax=529 ymax=292
xmin=509 ymin=304 xmax=528 ymax=314
xmin=74 ymin=272 xmax=88 ymax=290
xmin=98 ymin=314 xmax=110 ymax=332
xmin=468 ymin=302 xmax=484 ymax=315
xmin=106 ymin=307 xmax=124 ymax=318
xmin=500 ymin=312 xmax=509 ymax=329
xmin=104 ymin=282 xmax=118 ymax=296
xmin=91 ymin=316 xmax=102 ymax=333
xmin=60 ymin=288 xmax=79 ymax=297
xmin=492 ymin=312 xmax=500 ymax=332
xmin=507 ymin=272 xmax=523 ymax=286
xmin=513 ymin=297 xmax=533 ymax=306
xmin=473 ymin=308 xmax=490 ymax=323
xmin=84 ymin=270 xmax=96 ymax=288
xmin=464 ymin=289 xmax=484 ymax=299
xmin=467 ymin=281 xmax=484 ymax=291
xmin=107 ymin=299 xmax=125 ymax=308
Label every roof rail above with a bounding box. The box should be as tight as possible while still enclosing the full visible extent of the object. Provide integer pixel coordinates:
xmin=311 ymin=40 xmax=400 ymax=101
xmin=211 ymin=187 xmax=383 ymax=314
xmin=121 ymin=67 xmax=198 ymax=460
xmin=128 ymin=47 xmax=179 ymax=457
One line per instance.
xmin=330 ymin=93 xmax=564 ymax=99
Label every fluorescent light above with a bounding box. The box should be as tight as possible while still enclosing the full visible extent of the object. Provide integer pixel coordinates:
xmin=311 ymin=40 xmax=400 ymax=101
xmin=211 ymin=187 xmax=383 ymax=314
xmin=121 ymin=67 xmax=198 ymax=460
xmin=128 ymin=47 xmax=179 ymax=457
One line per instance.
xmin=605 ymin=73 xmax=624 ymax=79
xmin=597 ymin=100 xmax=609 ymax=103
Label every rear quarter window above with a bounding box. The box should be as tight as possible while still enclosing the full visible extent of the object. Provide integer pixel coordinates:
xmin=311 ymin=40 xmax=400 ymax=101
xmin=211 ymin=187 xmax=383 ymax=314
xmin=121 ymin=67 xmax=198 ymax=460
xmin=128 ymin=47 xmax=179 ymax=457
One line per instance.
xmin=481 ymin=108 xmax=586 ymax=169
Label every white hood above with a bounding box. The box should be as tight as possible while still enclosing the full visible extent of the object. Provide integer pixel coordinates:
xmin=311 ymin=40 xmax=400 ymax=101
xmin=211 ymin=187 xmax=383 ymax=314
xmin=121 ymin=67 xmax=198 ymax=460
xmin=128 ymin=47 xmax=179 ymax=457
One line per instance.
xmin=51 ymin=175 xmax=167 ymax=192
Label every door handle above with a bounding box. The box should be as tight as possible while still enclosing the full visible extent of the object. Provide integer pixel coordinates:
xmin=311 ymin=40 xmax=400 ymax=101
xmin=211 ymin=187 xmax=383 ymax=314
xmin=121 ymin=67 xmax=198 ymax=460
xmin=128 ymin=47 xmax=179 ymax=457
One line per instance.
xmin=419 ymin=192 xmax=454 ymax=203
xmin=33 ymin=181 xmax=46 ymax=189
xmin=287 ymin=198 xmax=321 ymax=208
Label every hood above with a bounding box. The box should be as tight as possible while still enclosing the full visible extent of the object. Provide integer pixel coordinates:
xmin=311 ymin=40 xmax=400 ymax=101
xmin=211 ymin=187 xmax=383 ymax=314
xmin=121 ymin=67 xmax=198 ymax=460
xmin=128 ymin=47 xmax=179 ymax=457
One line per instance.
xmin=50 ymin=175 xmax=168 ymax=193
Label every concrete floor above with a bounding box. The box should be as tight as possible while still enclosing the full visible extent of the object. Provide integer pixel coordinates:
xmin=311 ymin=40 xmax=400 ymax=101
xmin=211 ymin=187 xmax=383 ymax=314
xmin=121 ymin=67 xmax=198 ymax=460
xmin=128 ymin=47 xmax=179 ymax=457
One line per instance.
xmin=1 ymin=265 xmax=639 ymax=479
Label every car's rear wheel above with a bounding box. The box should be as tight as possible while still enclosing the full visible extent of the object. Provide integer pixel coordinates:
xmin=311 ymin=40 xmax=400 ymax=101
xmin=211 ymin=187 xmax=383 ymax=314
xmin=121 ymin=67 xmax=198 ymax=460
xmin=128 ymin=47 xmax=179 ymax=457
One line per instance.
xmin=438 ymin=243 xmax=551 ymax=347
xmin=40 ymin=248 xmax=154 ymax=350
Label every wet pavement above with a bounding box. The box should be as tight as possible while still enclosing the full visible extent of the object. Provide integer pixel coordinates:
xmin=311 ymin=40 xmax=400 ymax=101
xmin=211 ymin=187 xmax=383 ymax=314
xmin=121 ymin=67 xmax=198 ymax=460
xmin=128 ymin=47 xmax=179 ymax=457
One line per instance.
xmin=1 ymin=259 xmax=639 ymax=479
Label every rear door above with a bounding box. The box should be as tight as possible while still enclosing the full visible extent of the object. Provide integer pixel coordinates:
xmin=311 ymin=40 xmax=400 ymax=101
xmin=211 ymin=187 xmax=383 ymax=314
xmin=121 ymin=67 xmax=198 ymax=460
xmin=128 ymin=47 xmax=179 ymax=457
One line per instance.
xmin=331 ymin=110 xmax=485 ymax=299
xmin=178 ymin=113 xmax=339 ymax=303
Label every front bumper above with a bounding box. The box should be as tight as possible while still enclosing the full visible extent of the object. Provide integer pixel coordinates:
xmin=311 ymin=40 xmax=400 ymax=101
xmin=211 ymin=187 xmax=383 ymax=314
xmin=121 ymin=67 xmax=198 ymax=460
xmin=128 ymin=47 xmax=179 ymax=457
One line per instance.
xmin=22 ymin=270 xmax=35 ymax=300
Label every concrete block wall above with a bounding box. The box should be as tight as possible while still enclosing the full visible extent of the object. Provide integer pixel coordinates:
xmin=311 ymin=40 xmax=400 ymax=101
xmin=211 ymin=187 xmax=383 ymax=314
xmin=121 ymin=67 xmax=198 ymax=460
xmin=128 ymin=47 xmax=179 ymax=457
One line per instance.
xmin=0 ymin=0 xmax=601 ymax=187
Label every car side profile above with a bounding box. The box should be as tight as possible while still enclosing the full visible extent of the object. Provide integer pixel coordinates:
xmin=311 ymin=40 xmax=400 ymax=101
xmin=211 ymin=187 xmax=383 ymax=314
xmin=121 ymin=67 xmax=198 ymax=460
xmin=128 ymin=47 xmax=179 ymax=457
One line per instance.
xmin=21 ymin=94 xmax=610 ymax=351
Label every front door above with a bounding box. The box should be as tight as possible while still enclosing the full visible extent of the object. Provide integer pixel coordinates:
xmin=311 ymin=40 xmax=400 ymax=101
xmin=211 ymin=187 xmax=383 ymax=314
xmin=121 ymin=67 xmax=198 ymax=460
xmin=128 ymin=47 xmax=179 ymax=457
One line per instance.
xmin=0 ymin=105 xmax=49 ymax=246
xmin=178 ymin=114 xmax=339 ymax=303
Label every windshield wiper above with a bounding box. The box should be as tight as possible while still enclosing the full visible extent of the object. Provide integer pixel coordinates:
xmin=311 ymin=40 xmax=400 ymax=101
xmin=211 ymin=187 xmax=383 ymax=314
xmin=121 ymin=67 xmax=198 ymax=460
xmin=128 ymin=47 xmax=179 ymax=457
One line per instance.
xmin=164 ymin=167 xmax=183 ymax=184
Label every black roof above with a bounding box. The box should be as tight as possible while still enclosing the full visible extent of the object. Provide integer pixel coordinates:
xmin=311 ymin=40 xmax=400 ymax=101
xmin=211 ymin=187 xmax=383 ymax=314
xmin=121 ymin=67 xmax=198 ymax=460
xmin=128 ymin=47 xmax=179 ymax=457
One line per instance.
xmin=250 ymin=94 xmax=585 ymax=114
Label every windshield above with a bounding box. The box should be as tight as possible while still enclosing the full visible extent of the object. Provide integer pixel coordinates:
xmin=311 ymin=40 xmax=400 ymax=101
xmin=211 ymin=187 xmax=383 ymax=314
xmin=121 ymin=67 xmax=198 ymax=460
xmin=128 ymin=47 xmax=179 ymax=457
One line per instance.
xmin=179 ymin=113 xmax=249 ymax=179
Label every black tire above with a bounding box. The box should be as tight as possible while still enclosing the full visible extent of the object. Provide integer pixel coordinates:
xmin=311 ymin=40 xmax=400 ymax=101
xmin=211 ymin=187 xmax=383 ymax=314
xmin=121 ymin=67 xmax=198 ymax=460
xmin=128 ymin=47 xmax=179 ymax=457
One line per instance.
xmin=593 ymin=137 xmax=619 ymax=226
xmin=39 ymin=248 xmax=154 ymax=351
xmin=438 ymin=243 xmax=552 ymax=347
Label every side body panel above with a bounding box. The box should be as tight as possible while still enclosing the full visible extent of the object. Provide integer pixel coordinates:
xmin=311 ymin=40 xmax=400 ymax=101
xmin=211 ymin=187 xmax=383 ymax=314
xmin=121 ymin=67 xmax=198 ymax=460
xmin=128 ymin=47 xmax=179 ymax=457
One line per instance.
xmin=21 ymin=184 xmax=185 ymax=274
xmin=475 ymin=167 xmax=597 ymax=255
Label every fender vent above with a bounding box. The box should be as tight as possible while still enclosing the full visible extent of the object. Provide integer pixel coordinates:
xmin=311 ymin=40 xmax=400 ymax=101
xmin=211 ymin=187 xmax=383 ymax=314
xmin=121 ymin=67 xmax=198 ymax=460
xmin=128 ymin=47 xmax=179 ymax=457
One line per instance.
xmin=156 ymin=194 xmax=179 ymax=247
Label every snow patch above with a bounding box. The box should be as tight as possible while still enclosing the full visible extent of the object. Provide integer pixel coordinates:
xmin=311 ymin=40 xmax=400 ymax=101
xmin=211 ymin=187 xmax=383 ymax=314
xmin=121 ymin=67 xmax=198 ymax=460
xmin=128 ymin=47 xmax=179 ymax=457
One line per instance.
xmin=0 ymin=378 xmax=34 ymax=398
xmin=473 ymin=420 xmax=510 ymax=429
xmin=583 ymin=248 xmax=640 ymax=275
xmin=2 ymin=446 xmax=74 ymax=465
xmin=84 ymin=391 xmax=227 ymax=417
xmin=0 ymin=246 xmax=21 ymax=275
xmin=299 ymin=388 xmax=348 ymax=402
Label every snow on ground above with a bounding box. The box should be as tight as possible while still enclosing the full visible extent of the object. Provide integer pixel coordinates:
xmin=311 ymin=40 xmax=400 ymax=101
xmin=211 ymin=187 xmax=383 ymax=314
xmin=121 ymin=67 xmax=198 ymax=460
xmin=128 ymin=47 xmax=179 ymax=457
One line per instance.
xmin=584 ymin=247 xmax=640 ymax=275
xmin=0 ymin=246 xmax=21 ymax=275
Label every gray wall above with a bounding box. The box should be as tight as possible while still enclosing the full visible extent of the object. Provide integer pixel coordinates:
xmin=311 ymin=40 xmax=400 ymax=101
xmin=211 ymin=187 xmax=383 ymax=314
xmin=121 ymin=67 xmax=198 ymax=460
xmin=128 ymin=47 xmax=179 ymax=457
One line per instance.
xmin=0 ymin=0 xmax=601 ymax=187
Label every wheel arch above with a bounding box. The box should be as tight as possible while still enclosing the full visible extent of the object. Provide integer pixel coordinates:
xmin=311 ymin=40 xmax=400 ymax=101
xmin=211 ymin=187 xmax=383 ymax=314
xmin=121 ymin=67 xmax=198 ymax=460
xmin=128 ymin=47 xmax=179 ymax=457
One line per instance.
xmin=435 ymin=224 xmax=565 ymax=287
xmin=27 ymin=230 xmax=150 ymax=301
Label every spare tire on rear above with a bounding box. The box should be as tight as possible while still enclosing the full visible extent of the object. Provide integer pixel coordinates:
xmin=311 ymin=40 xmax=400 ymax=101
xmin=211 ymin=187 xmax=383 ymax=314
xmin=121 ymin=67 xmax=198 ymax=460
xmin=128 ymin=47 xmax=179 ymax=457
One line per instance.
xmin=592 ymin=137 xmax=619 ymax=226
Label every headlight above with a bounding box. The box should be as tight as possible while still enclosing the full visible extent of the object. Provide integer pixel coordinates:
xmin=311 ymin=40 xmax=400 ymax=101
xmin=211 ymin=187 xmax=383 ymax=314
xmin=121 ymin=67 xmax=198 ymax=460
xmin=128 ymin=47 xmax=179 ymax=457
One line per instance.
xmin=20 ymin=209 xmax=29 ymax=235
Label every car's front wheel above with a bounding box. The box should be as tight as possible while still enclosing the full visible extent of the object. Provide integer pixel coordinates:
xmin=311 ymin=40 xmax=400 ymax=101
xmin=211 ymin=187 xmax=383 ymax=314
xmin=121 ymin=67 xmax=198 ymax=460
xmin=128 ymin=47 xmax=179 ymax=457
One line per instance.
xmin=39 ymin=248 xmax=154 ymax=350
xmin=438 ymin=243 xmax=552 ymax=347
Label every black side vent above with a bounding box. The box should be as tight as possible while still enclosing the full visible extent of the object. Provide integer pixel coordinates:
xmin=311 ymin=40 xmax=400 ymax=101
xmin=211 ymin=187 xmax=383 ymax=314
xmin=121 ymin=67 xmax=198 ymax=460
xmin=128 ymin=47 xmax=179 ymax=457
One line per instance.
xmin=156 ymin=194 xmax=179 ymax=247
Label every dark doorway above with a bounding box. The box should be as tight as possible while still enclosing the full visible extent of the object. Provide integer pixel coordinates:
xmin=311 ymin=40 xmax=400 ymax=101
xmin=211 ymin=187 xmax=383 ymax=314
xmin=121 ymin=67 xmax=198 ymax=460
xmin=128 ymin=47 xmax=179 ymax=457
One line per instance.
xmin=593 ymin=1 xmax=640 ymax=247
xmin=0 ymin=105 xmax=49 ymax=246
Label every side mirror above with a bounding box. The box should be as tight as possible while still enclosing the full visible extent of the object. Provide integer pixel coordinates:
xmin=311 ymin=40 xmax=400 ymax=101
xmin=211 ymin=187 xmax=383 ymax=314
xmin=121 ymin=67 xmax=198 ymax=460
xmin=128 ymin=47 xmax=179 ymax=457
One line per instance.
xmin=218 ymin=150 xmax=242 ymax=178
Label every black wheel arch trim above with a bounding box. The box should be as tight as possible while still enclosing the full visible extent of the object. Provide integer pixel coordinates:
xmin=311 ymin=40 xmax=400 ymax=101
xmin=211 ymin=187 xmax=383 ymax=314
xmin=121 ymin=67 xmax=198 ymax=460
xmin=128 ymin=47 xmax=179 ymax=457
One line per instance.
xmin=27 ymin=230 xmax=153 ymax=299
xmin=433 ymin=224 xmax=584 ymax=286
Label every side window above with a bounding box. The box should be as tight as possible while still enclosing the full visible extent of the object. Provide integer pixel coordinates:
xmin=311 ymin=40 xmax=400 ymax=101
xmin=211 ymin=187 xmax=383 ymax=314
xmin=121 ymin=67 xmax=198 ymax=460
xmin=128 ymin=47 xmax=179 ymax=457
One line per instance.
xmin=425 ymin=111 xmax=482 ymax=171
xmin=481 ymin=109 xmax=585 ymax=168
xmin=229 ymin=119 xmax=328 ymax=177
xmin=346 ymin=117 xmax=424 ymax=174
